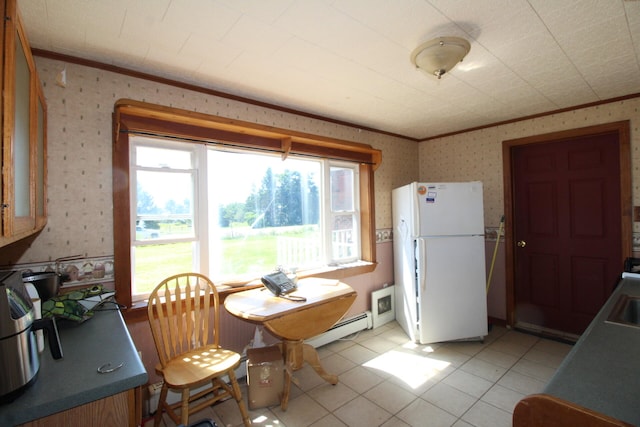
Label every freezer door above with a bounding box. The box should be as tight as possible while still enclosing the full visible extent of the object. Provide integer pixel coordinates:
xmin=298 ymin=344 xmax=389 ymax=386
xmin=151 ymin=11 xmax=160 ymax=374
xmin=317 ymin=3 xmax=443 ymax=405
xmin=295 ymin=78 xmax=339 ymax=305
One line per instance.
xmin=416 ymin=235 xmax=487 ymax=344
xmin=392 ymin=188 xmax=419 ymax=342
xmin=415 ymin=182 xmax=484 ymax=236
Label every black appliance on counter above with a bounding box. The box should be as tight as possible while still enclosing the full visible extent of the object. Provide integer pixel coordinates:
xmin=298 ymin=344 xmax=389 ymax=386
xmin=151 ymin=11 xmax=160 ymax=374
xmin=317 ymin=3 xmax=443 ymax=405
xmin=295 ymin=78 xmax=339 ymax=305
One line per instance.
xmin=0 ymin=271 xmax=63 ymax=403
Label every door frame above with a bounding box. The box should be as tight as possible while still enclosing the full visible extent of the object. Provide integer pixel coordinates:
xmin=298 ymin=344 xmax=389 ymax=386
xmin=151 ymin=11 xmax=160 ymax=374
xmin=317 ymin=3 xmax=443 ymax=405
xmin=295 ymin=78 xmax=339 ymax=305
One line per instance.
xmin=502 ymin=120 xmax=632 ymax=328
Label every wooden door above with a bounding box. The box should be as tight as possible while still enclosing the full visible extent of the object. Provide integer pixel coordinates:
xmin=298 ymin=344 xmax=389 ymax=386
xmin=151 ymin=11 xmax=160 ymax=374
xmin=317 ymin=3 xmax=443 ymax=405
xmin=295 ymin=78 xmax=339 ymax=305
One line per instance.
xmin=504 ymin=122 xmax=631 ymax=336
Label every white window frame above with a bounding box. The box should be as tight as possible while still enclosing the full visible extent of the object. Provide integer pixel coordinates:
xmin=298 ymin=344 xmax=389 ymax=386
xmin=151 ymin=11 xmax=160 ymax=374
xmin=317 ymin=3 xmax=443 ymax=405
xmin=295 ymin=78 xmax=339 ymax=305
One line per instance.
xmin=325 ymin=160 xmax=360 ymax=264
xmin=129 ymin=138 xmax=362 ymax=301
xmin=113 ymin=99 xmax=380 ymax=310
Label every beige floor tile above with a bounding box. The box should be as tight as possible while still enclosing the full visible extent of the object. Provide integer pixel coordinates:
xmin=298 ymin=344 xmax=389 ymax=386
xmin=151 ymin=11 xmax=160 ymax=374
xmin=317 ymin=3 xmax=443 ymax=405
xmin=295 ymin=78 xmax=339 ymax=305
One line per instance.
xmin=395 ymin=340 xmax=443 ymax=356
xmin=380 ymin=416 xmax=412 ymax=427
xmin=364 ymin=348 xmax=454 ymax=395
xmin=484 ymin=325 xmax=509 ymax=342
xmin=359 ymin=335 xmax=399 ymax=353
xmin=497 ymin=370 xmax=547 ymax=395
xmin=338 ymin=343 xmax=379 ymax=365
xmin=499 ymin=330 xmax=540 ymax=348
xmin=315 ymin=345 xmax=335 ymax=359
xmin=338 ymin=365 xmax=386 ymax=393
xmin=385 ymin=367 xmax=449 ymax=397
xmin=307 ymin=381 xmax=358 ymax=412
xmin=145 ymin=321 xmax=570 ymax=427
xmin=363 ymin=380 xmax=418 ymax=414
xmin=421 ymin=382 xmax=478 ymax=417
xmin=427 ymin=346 xmax=473 ymax=368
xmin=316 ymin=352 xmax=357 ymax=376
xmin=442 ymin=369 xmax=494 ymax=398
xmin=271 ymin=393 xmax=328 ymax=427
xmin=452 ymin=419 xmax=475 ymax=427
xmin=441 ymin=340 xmax=487 ymax=357
xmin=245 ymin=408 xmax=284 ymax=427
xmin=290 ymin=364 xmax=327 ymax=392
xmin=462 ymin=400 xmax=512 ymax=427
xmin=376 ymin=326 xmax=416 ymax=346
xmin=530 ymin=337 xmax=574 ymax=357
xmin=333 ymin=395 xmax=393 ymax=427
xmin=212 ymin=396 xmax=251 ymax=427
xmin=522 ymin=345 xmax=572 ymax=368
xmin=480 ymin=383 xmax=525 ymax=414
xmin=353 ymin=327 xmax=382 ymax=343
xmin=396 ymin=398 xmax=458 ymax=426
xmin=282 ymin=380 xmax=305 ymax=402
xmin=459 ymin=357 xmax=508 ymax=382
xmin=309 ymin=413 xmax=348 ymax=427
xmin=474 ymin=347 xmax=520 ymax=369
xmin=487 ymin=338 xmax=532 ymax=358
xmin=511 ymin=358 xmax=557 ymax=382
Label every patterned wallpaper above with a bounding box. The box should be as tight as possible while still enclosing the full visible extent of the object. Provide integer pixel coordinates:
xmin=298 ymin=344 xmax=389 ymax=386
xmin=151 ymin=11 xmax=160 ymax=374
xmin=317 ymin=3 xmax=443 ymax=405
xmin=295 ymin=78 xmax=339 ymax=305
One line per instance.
xmin=8 ymin=57 xmax=416 ymax=265
xmin=6 ymin=56 xmax=640 ymax=265
xmin=419 ymin=98 xmax=640 ymax=234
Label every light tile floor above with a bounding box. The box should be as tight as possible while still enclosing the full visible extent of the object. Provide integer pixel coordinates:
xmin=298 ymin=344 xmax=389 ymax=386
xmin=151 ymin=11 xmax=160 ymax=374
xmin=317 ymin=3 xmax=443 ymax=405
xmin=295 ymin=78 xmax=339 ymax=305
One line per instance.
xmin=145 ymin=321 xmax=573 ymax=427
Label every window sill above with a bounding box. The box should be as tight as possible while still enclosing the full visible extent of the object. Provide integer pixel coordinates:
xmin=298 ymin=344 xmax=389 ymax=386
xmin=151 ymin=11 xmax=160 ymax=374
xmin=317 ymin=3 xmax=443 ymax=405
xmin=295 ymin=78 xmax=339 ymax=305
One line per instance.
xmin=121 ymin=261 xmax=376 ymax=323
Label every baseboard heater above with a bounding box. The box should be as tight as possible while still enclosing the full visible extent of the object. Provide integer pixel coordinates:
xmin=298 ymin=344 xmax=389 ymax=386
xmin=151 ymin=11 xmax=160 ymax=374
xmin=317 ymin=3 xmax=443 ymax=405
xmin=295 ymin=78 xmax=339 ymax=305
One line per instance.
xmin=306 ymin=310 xmax=372 ymax=348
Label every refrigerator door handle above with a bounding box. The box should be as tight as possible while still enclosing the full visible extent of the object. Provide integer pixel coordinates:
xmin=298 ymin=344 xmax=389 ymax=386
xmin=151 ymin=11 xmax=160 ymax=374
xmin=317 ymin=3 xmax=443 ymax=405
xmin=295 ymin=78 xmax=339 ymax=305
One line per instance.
xmin=416 ymin=238 xmax=427 ymax=293
xmin=397 ymin=219 xmax=409 ymax=242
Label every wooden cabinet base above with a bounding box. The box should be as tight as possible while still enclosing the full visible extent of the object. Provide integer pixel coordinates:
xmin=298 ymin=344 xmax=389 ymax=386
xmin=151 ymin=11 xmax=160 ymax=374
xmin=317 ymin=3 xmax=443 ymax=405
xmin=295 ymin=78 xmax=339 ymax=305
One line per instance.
xmin=18 ymin=388 xmax=141 ymax=427
xmin=513 ymin=394 xmax=633 ymax=427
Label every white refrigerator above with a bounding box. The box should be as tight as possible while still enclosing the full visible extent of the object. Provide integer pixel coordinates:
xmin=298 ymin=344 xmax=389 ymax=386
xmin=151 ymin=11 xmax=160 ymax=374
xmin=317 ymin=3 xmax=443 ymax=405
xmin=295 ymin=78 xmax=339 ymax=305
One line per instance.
xmin=392 ymin=182 xmax=487 ymax=344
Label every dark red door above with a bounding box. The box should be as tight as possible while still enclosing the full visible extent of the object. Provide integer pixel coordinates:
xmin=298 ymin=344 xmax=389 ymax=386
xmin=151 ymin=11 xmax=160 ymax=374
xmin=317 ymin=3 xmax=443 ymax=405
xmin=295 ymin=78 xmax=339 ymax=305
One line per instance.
xmin=513 ymin=132 xmax=622 ymax=335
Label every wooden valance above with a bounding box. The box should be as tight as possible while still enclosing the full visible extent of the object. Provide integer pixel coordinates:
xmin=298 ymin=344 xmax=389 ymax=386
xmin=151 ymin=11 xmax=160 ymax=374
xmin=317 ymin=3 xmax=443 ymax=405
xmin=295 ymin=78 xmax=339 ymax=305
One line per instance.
xmin=114 ymin=99 xmax=382 ymax=170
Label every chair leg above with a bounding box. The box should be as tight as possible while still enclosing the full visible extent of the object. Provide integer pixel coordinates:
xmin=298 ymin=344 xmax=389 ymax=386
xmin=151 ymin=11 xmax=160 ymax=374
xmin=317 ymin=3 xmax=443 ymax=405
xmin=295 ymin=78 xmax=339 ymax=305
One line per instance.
xmin=228 ymin=369 xmax=251 ymax=426
xmin=154 ymin=383 xmax=169 ymax=427
xmin=180 ymin=388 xmax=190 ymax=426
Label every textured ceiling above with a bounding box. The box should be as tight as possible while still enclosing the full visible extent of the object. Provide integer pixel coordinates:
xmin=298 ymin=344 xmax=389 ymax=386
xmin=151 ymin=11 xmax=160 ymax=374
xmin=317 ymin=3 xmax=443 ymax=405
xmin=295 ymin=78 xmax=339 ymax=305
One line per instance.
xmin=19 ymin=0 xmax=640 ymax=140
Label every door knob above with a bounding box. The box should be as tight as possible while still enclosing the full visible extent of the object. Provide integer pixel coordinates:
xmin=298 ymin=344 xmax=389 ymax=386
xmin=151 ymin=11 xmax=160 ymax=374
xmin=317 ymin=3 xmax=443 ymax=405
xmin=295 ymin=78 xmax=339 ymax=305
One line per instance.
xmin=517 ymin=240 xmax=527 ymax=248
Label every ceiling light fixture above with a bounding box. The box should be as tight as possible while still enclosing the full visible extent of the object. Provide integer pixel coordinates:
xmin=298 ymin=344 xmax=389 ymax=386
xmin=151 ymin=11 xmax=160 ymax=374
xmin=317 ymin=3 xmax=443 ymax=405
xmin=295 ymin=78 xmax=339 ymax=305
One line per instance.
xmin=410 ymin=36 xmax=471 ymax=79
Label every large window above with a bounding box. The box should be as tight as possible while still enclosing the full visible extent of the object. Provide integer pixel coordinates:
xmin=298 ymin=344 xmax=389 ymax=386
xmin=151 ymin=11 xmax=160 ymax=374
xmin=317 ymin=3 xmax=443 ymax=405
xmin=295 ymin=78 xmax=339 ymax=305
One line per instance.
xmin=131 ymin=136 xmax=360 ymax=301
xmin=113 ymin=100 xmax=380 ymax=310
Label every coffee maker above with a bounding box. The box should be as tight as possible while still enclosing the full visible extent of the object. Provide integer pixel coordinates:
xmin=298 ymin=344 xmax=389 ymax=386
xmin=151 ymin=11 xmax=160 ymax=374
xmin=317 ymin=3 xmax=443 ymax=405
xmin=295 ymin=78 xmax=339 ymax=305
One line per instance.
xmin=0 ymin=271 xmax=63 ymax=403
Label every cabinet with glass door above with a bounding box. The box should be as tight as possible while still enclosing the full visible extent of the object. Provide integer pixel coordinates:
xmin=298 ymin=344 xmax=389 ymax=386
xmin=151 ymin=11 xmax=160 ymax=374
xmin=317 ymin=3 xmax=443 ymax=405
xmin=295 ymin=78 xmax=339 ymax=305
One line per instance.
xmin=1 ymin=0 xmax=47 ymax=247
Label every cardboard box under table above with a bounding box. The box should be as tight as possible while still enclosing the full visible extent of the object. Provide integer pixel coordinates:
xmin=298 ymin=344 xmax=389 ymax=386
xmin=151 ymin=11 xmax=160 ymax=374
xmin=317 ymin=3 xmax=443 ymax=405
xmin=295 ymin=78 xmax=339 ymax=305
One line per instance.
xmin=246 ymin=346 xmax=284 ymax=409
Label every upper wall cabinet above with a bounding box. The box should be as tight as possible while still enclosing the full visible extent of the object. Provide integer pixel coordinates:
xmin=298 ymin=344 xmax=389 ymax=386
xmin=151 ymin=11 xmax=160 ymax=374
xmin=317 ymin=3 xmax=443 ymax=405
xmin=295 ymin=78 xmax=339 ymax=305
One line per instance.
xmin=1 ymin=0 xmax=47 ymax=248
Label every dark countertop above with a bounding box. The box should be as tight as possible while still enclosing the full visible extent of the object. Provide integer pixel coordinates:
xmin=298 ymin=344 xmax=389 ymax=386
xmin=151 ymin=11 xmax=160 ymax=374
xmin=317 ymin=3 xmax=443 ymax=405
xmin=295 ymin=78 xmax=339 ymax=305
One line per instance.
xmin=0 ymin=308 xmax=148 ymax=426
xmin=543 ymin=273 xmax=640 ymax=426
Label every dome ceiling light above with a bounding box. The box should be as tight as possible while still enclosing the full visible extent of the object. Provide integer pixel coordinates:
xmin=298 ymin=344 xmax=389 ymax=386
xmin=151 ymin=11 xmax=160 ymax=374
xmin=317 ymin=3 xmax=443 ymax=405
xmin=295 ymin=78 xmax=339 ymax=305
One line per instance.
xmin=410 ymin=36 xmax=471 ymax=79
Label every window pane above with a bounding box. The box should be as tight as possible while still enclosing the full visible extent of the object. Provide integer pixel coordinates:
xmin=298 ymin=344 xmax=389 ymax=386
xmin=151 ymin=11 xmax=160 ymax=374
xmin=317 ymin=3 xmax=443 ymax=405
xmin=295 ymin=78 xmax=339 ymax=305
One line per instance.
xmin=132 ymin=242 xmax=195 ymax=296
xmin=331 ymin=167 xmax=354 ymax=211
xmin=136 ymin=169 xmax=194 ymax=240
xmin=332 ymin=214 xmax=357 ymax=260
xmin=135 ymin=143 xmax=192 ymax=168
xmin=208 ymin=150 xmax=321 ymax=280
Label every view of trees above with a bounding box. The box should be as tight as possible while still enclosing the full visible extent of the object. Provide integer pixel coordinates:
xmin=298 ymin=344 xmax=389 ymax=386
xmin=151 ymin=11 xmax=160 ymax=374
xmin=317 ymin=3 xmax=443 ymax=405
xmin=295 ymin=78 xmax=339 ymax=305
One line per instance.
xmin=219 ymin=167 xmax=319 ymax=228
xmin=137 ymin=168 xmax=319 ymax=230
xmin=137 ymin=181 xmax=191 ymax=216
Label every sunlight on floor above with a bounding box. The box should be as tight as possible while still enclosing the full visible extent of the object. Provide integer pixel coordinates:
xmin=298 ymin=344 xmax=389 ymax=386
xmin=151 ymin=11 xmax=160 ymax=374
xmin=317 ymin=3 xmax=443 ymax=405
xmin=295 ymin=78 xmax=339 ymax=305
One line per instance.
xmin=251 ymin=414 xmax=282 ymax=426
xmin=401 ymin=341 xmax=436 ymax=353
xmin=363 ymin=349 xmax=450 ymax=389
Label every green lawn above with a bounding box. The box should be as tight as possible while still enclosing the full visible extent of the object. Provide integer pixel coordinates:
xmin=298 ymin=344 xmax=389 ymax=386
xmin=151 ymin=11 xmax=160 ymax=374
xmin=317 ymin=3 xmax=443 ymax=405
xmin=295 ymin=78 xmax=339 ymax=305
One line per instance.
xmin=134 ymin=242 xmax=194 ymax=294
xmin=133 ymin=229 xmax=316 ymax=294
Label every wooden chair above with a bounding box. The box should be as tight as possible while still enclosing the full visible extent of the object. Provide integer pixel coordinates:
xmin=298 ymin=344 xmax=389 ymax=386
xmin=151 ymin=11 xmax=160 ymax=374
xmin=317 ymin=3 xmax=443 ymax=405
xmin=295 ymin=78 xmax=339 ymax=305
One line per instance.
xmin=147 ymin=273 xmax=251 ymax=426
